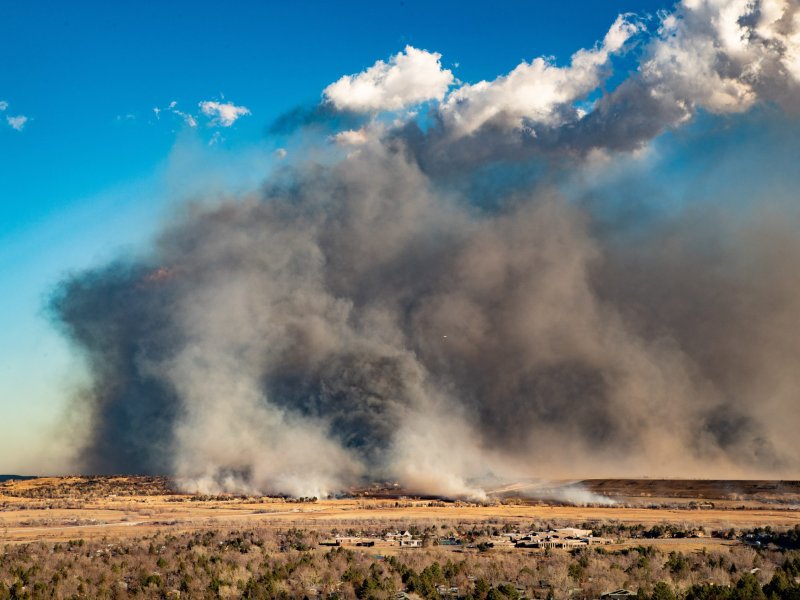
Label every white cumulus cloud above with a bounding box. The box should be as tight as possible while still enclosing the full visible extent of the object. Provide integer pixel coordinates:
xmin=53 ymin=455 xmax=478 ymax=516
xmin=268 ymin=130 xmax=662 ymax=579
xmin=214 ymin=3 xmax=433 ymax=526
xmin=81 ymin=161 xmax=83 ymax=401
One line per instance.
xmin=637 ymin=0 xmax=800 ymax=120
xmin=324 ymin=45 xmax=454 ymax=112
xmin=7 ymin=115 xmax=28 ymax=131
xmin=199 ymin=100 xmax=251 ymax=127
xmin=0 ymin=100 xmax=8 ymax=111
xmin=438 ymin=14 xmax=642 ymax=137
xmin=314 ymin=0 xmax=800 ymax=161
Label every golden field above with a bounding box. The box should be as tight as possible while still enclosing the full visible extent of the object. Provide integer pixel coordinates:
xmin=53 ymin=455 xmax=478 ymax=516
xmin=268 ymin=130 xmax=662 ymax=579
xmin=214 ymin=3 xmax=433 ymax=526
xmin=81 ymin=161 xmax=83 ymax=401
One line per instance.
xmin=2 ymin=476 xmax=798 ymax=546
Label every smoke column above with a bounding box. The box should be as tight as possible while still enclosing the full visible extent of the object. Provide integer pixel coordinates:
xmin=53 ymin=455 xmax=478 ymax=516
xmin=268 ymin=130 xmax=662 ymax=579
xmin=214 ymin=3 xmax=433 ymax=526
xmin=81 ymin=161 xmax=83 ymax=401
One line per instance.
xmin=52 ymin=0 xmax=800 ymax=497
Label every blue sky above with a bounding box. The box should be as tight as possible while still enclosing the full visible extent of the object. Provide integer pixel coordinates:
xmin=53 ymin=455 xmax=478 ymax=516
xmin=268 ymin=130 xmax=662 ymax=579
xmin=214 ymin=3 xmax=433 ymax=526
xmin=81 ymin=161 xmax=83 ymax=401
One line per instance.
xmin=1 ymin=0 xmax=682 ymax=472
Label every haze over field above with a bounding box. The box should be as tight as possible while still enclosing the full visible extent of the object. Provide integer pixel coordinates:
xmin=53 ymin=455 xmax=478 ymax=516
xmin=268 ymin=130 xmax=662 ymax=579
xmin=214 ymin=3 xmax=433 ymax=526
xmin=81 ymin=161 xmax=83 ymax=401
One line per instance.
xmin=4 ymin=1 xmax=800 ymax=498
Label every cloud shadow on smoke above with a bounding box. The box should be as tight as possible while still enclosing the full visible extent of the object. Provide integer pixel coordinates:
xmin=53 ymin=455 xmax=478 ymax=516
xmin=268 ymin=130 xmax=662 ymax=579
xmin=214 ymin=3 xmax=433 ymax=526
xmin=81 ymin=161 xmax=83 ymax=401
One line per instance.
xmin=266 ymin=103 xmax=363 ymax=137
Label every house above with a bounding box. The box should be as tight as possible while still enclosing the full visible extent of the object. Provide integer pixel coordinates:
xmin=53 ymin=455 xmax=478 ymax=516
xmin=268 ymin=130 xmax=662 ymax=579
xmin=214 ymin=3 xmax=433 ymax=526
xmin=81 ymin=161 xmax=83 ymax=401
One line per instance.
xmin=514 ymin=530 xmax=589 ymax=549
xmin=556 ymin=527 xmax=593 ymax=538
xmin=399 ymin=538 xmax=423 ymax=547
xmin=386 ymin=531 xmax=421 ymax=547
xmin=335 ymin=536 xmax=362 ymax=546
xmin=438 ymin=536 xmax=461 ymax=546
xmin=436 ymin=584 xmax=460 ymax=597
xmin=321 ymin=535 xmax=381 ymax=547
xmin=601 ymin=589 xmax=637 ymax=599
xmin=319 ymin=539 xmax=340 ymax=547
xmin=587 ymin=536 xmax=611 ymax=545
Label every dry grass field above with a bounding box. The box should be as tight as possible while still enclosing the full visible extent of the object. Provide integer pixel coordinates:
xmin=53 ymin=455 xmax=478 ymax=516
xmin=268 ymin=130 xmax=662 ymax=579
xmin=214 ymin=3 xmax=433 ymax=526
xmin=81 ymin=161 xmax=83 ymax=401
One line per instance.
xmin=2 ymin=476 xmax=799 ymax=546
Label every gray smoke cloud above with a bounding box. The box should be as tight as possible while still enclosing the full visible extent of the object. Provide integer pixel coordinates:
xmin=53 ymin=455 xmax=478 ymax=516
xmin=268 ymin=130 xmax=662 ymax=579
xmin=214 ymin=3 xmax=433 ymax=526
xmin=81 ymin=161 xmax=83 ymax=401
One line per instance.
xmin=51 ymin=0 xmax=800 ymax=498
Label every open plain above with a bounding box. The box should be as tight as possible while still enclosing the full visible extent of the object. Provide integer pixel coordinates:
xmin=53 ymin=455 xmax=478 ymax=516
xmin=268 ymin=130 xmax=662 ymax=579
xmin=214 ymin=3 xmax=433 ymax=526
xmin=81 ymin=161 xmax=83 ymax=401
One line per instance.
xmin=2 ymin=477 xmax=799 ymax=546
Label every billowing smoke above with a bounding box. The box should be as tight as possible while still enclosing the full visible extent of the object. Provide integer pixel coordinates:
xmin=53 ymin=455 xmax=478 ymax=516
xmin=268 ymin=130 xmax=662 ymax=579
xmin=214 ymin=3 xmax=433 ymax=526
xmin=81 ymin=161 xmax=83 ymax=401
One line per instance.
xmin=52 ymin=0 xmax=800 ymax=498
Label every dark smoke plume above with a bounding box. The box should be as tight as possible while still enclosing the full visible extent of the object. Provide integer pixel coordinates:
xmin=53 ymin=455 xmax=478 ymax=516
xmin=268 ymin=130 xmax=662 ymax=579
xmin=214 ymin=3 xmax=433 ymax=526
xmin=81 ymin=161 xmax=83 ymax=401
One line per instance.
xmin=51 ymin=0 xmax=800 ymax=497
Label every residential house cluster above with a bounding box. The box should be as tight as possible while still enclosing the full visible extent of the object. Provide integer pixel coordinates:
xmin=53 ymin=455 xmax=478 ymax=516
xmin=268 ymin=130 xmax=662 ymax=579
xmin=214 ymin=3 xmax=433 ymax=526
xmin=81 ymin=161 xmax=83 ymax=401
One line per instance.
xmin=503 ymin=527 xmax=610 ymax=549
xmin=320 ymin=530 xmax=424 ymax=548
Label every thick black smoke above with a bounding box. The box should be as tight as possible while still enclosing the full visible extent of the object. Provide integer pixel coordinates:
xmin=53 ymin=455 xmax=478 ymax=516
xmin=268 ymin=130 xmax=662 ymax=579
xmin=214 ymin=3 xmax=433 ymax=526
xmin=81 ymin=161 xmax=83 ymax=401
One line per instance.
xmin=51 ymin=132 xmax=800 ymax=497
xmin=51 ymin=0 xmax=800 ymax=497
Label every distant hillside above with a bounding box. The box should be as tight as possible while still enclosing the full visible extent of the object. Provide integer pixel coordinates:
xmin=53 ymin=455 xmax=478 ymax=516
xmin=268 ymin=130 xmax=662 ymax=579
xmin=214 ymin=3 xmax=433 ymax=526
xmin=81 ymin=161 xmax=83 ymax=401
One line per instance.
xmin=0 ymin=475 xmax=176 ymax=498
xmin=0 ymin=474 xmax=37 ymax=483
xmin=580 ymin=479 xmax=800 ymax=503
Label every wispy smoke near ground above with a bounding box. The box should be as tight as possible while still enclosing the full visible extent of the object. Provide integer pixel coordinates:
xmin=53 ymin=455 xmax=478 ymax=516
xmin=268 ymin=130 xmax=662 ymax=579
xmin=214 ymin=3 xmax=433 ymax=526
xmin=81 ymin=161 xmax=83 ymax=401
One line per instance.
xmin=485 ymin=480 xmax=616 ymax=506
xmin=52 ymin=0 xmax=800 ymax=498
